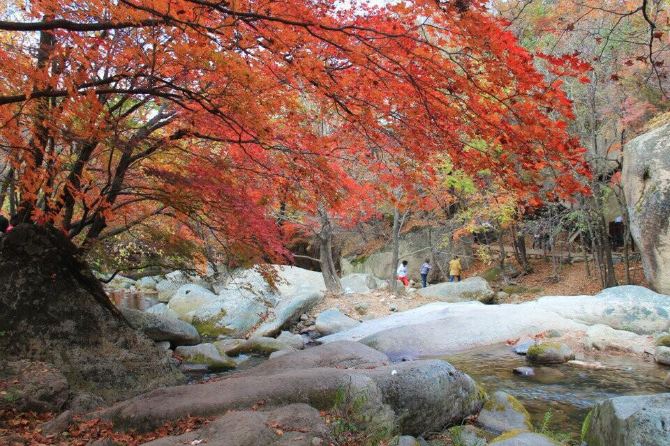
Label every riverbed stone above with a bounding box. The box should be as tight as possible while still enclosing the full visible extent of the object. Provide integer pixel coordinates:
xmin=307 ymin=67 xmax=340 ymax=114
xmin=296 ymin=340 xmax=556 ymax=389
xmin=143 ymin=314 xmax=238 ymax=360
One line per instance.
xmin=585 ymin=324 xmax=650 ymax=354
xmin=315 ymin=308 xmax=360 ymax=335
xmin=121 ymin=308 xmax=200 ymax=345
xmin=489 ymin=431 xmax=559 ymax=445
xmin=174 ymin=343 xmax=235 ymax=371
xmin=513 ymin=339 xmax=536 ymax=355
xmin=584 ymin=393 xmax=670 ymax=446
xmin=190 ymin=289 xmax=268 ymax=337
xmin=476 ymin=391 xmax=532 ymax=434
xmin=447 ymin=425 xmax=488 ymax=446
xmin=656 ymin=334 xmax=670 ymax=347
xmin=224 ymin=337 xmax=291 ymax=356
xmin=167 ymin=284 xmax=219 ymax=322
xmin=526 ymin=342 xmax=574 ymax=364
xmin=320 ymin=302 xmax=586 ymax=358
xmin=252 ymin=290 xmax=324 ymax=337
xmin=145 ymin=303 xmax=180 ymax=320
xmin=137 ymin=276 xmax=158 ymax=291
xmin=156 ymin=272 xmax=191 ymax=302
xmin=623 ymin=123 xmax=670 ymax=295
xmin=105 ymin=342 xmax=481 ymax=436
xmin=341 ymin=273 xmax=380 ymax=294
xmin=277 ymin=330 xmax=305 ymax=350
xmin=392 ymin=436 xmax=420 ymax=446
xmin=655 ymin=346 xmax=670 ymax=365
xmin=533 ymin=286 xmax=670 ymax=335
xmin=141 ymin=404 xmax=331 ymax=446
xmin=664 ymin=373 xmax=670 ymax=388
xmin=513 ymin=367 xmax=535 ymax=377
xmin=415 ymin=277 xmax=494 ymax=303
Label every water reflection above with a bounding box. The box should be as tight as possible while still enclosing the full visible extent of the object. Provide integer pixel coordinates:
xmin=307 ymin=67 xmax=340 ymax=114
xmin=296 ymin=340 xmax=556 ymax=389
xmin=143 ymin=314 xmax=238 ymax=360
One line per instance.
xmin=434 ymin=345 xmax=669 ymax=435
xmin=108 ymin=289 xmax=159 ymax=310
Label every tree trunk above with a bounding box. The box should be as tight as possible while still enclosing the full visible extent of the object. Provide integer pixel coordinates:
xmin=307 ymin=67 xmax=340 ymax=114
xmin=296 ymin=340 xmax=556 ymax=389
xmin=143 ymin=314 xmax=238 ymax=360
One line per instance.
xmin=317 ymin=206 xmax=342 ymax=293
xmin=0 ymin=224 xmax=183 ymax=404
xmin=390 ymin=206 xmax=401 ymax=292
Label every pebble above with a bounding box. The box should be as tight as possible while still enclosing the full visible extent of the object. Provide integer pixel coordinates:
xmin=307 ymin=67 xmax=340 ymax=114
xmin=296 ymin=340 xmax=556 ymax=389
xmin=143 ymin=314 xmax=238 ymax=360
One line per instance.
xmin=300 ymin=314 xmax=309 ymax=321
xmin=513 ymin=366 xmax=535 ymax=377
xmin=389 ymin=305 xmax=398 ymax=312
xmin=513 ymin=339 xmax=536 ymax=355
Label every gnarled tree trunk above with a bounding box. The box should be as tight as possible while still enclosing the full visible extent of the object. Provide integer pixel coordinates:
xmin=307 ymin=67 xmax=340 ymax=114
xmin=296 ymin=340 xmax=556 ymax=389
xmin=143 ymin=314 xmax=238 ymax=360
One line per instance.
xmin=0 ymin=224 xmax=183 ymax=405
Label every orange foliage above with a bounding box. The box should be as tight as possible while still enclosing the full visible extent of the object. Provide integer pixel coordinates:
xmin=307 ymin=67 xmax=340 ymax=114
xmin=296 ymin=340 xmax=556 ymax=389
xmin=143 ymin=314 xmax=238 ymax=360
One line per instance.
xmin=0 ymin=0 xmax=589 ymax=263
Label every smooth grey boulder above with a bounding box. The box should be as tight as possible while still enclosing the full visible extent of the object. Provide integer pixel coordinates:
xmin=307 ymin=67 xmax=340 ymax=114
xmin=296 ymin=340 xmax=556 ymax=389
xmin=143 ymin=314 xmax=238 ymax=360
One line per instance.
xmin=584 ymin=393 xmax=670 ymax=446
xmin=526 ymin=343 xmax=574 ymax=364
xmin=655 ymin=346 xmax=670 ymax=365
xmin=532 ymin=286 xmax=670 ymax=335
xmin=415 ymin=277 xmax=494 ymax=303
xmin=167 ymin=284 xmax=219 ymax=322
xmin=104 ymin=343 xmax=481 ymax=436
xmin=137 ymin=276 xmax=158 ymax=291
xmin=315 ymin=308 xmax=360 ymax=335
xmin=156 ymin=271 xmax=191 ymax=302
xmin=623 ymin=123 xmax=670 ymax=294
xmin=141 ymin=404 xmax=330 ymax=446
xmin=276 ymin=331 xmax=305 ymax=350
xmin=320 ymin=302 xmax=585 ymax=358
xmin=121 ymin=308 xmax=200 ymax=346
xmin=145 ymin=303 xmax=180 ymax=320
xmin=585 ymin=324 xmax=651 ymax=354
xmin=341 ymin=273 xmax=381 ymax=294
xmin=224 ymin=337 xmax=291 ymax=356
xmin=190 ymin=289 xmax=268 ymax=337
xmin=364 ymin=360 xmax=485 ymax=436
xmin=174 ymin=343 xmax=236 ymax=371
xmin=447 ymin=425 xmax=488 ymax=446
xmin=392 ymin=436 xmax=420 ymax=446
xmin=253 ymin=290 xmax=324 ymax=337
xmin=489 ymin=431 xmax=559 ymax=445
xmin=476 ymin=391 xmax=532 ymax=434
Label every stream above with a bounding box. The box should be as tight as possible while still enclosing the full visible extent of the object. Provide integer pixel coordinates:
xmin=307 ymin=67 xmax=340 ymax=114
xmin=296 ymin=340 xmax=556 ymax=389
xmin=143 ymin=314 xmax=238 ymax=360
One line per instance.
xmin=437 ymin=344 xmax=669 ymax=440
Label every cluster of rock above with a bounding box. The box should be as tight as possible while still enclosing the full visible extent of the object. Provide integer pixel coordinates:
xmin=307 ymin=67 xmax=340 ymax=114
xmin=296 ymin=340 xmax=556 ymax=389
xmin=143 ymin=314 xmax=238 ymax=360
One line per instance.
xmin=102 ymin=342 xmax=486 ymax=445
xmin=106 ymin=265 xmax=333 ymax=371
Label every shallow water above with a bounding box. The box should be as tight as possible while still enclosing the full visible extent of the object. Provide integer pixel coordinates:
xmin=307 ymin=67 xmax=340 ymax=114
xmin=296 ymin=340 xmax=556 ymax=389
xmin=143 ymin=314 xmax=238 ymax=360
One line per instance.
xmin=434 ymin=344 xmax=669 ymax=439
xmin=108 ymin=289 xmax=159 ymax=310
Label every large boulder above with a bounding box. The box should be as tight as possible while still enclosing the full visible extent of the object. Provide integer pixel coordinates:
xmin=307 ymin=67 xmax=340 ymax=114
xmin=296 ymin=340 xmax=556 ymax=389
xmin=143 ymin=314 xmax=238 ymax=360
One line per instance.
xmin=145 ymin=303 xmax=180 ymax=320
xmin=489 ymin=431 xmax=559 ymax=445
xmin=340 ymin=273 xmax=381 ymax=294
xmin=415 ymin=277 xmax=495 ymax=303
xmin=584 ymin=393 xmax=670 ymax=446
xmin=156 ymin=271 xmax=191 ymax=302
xmin=167 ymin=284 xmax=218 ymax=322
xmin=174 ymin=343 xmax=236 ymax=371
xmin=104 ymin=342 xmax=482 ymax=436
xmin=190 ymin=289 xmax=268 ymax=337
xmin=121 ymin=308 xmax=200 ymax=345
xmin=141 ymin=404 xmax=331 ymax=446
xmin=315 ymin=308 xmax=360 ymax=335
xmin=273 ymin=265 xmax=327 ymax=297
xmin=526 ymin=342 xmax=574 ymax=364
xmin=584 ymin=324 xmax=652 ymax=354
xmin=532 ymin=286 xmax=670 ymax=334
xmin=0 ymin=225 xmax=183 ymax=404
xmin=320 ymin=302 xmax=586 ymax=359
xmin=253 ymin=290 xmax=323 ymax=337
xmin=623 ymin=123 xmax=670 ymax=295
xmin=476 ymin=391 xmax=532 ymax=434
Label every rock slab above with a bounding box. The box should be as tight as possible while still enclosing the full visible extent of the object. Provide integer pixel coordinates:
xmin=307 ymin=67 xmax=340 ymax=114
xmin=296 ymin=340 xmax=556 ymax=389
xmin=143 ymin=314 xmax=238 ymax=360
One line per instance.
xmin=584 ymin=393 xmax=670 ymax=446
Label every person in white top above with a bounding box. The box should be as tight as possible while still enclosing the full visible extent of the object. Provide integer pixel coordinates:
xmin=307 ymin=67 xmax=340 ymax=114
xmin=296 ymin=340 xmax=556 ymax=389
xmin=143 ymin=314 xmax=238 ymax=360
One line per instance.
xmin=397 ymin=260 xmax=409 ymax=287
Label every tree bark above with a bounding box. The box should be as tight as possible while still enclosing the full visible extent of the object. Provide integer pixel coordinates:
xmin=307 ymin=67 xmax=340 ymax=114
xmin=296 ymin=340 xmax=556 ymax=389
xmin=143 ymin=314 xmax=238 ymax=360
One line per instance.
xmin=317 ymin=205 xmax=342 ymax=293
